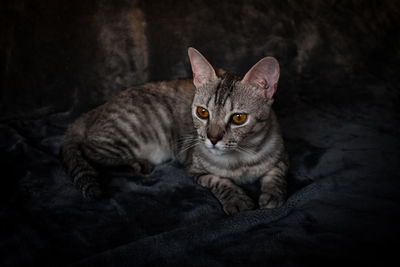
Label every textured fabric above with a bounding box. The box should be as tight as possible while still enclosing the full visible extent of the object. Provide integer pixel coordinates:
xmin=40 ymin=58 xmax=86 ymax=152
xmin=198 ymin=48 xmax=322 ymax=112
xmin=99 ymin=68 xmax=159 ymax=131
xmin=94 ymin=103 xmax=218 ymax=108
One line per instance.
xmin=1 ymin=0 xmax=400 ymax=266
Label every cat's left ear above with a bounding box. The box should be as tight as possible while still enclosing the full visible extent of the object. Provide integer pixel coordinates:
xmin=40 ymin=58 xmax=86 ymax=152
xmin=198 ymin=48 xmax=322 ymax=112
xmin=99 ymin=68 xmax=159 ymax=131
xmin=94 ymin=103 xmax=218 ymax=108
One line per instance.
xmin=241 ymin=57 xmax=280 ymax=99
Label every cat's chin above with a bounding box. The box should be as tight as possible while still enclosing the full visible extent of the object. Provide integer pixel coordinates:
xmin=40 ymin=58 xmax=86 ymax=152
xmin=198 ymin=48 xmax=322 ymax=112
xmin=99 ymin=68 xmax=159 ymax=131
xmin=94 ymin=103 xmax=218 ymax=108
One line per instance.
xmin=202 ymin=145 xmax=230 ymax=156
xmin=208 ymin=148 xmax=226 ymax=156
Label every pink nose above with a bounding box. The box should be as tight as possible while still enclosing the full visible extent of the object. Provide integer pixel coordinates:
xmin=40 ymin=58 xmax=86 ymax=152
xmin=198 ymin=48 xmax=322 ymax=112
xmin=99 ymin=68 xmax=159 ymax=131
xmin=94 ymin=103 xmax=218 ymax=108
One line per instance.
xmin=209 ymin=137 xmax=218 ymax=145
xmin=208 ymin=135 xmax=222 ymax=145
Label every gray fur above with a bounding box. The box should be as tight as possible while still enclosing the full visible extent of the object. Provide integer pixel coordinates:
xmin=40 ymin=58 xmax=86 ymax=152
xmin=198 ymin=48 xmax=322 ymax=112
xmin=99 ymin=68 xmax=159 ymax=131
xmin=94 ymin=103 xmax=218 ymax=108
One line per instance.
xmin=61 ymin=48 xmax=287 ymax=214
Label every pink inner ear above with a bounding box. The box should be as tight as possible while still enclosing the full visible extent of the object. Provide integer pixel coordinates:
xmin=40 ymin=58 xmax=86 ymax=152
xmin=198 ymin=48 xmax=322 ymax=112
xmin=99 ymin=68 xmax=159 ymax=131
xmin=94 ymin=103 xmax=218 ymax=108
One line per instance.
xmin=264 ymin=90 xmax=269 ymax=99
xmin=257 ymin=79 xmax=269 ymax=89
xmin=264 ymin=83 xmax=278 ymax=98
xmin=188 ymin=47 xmax=216 ymax=87
xmin=191 ymin=62 xmax=209 ymax=86
xmin=193 ymin=73 xmax=207 ymax=85
xmin=193 ymin=74 xmax=200 ymax=85
xmin=242 ymin=56 xmax=280 ymax=98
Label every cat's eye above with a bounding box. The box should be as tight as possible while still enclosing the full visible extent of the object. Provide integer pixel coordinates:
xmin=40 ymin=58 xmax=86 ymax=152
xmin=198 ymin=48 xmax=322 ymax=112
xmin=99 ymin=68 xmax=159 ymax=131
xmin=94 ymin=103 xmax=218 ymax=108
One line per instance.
xmin=196 ymin=107 xmax=209 ymax=119
xmin=231 ymin=113 xmax=247 ymax=125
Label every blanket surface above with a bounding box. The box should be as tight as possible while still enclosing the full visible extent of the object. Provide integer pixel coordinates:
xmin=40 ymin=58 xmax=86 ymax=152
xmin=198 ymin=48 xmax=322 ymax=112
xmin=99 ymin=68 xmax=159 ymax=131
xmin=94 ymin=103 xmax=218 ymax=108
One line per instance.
xmin=1 ymin=1 xmax=400 ymax=266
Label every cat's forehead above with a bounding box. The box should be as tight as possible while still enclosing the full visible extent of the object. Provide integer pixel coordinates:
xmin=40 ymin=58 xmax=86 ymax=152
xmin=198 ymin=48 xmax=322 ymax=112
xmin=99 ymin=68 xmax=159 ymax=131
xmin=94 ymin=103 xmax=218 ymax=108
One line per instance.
xmin=195 ymin=72 xmax=261 ymax=111
xmin=213 ymin=72 xmax=243 ymax=106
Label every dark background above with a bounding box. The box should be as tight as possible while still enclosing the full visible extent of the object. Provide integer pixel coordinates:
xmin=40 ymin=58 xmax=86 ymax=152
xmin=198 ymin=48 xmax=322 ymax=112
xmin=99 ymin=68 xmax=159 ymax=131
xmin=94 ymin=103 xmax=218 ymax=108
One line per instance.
xmin=1 ymin=0 xmax=400 ymax=266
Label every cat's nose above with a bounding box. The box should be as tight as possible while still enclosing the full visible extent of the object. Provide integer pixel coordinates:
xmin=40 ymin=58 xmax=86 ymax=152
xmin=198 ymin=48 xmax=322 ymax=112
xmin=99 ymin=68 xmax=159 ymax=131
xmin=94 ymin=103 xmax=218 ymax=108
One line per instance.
xmin=208 ymin=134 xmax=222 ymax=145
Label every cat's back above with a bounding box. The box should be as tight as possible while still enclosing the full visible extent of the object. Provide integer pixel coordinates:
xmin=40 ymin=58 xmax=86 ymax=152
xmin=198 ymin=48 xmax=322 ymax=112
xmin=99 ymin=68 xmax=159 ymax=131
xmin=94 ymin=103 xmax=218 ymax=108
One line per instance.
xmin=120 ymin=78 xmax=195 ymax=104
xmin=88 ymin=78 xmax=195 ymax=125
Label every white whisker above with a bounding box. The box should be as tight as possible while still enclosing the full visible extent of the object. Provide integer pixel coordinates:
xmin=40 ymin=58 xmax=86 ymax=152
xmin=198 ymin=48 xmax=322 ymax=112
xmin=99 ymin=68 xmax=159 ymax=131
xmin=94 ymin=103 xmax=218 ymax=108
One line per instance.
xmin=235 ymin=145 xmax=257 ymax=156
xmin=175 ymin=135 xmax=202 ymax=156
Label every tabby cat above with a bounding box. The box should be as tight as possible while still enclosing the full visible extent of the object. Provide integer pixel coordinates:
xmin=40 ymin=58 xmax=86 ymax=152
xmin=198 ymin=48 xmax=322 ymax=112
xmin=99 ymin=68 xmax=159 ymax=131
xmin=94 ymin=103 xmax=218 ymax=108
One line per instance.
xmin=61 ymin=48 xmax=288 ymax=214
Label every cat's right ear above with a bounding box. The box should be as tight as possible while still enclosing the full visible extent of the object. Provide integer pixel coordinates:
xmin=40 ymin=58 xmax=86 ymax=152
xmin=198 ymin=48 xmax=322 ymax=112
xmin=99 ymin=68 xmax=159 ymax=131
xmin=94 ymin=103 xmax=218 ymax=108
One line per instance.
xmin=188 ymin=47 xmax=217 ymax=88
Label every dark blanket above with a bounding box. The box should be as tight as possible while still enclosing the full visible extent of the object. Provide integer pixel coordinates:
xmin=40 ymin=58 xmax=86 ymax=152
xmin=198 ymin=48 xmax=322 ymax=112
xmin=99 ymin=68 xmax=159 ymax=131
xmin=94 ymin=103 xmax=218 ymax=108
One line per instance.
xmin=1 ymin=1 xmax=400 ymax=266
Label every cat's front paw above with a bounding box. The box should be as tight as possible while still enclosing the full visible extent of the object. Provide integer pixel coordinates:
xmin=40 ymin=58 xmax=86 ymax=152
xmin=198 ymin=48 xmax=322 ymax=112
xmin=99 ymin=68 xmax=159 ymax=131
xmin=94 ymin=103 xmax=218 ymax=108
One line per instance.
xmin=131 ymin=160 xmax=154 ymax=175
xmin=222 ymin=193 xmax=255 ymax=215
xmin=259 ymin=193 xmax=284 ymax=209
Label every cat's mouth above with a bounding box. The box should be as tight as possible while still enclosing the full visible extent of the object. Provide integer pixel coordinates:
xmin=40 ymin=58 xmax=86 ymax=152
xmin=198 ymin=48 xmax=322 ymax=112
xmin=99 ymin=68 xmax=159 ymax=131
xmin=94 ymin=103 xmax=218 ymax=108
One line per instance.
xmin=203 ymin=141 xmax=234 ymax=155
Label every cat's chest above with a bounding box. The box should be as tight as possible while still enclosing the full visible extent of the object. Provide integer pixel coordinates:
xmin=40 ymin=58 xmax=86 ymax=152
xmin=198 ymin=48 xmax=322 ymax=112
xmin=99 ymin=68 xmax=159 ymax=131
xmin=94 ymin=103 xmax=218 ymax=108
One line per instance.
xmin=206 ymin=163 xmax=265 ymax=184
xmin=192 ymin=151 xmax=270 ymax=184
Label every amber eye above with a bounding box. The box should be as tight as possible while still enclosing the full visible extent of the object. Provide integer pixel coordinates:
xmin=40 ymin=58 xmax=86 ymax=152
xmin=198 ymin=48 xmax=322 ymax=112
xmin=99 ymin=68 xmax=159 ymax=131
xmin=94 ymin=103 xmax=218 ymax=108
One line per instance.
xmin=196 ymin=107 xmax=209 ymax=119
xmin=231 ymin=113 xmax=247 ymax=125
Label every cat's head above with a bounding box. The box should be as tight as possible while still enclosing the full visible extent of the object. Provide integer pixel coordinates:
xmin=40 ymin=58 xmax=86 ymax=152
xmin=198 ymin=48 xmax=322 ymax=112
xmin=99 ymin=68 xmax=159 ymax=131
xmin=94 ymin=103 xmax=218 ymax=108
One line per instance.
xmin=188 ymin=47 xmax=280 ymax=155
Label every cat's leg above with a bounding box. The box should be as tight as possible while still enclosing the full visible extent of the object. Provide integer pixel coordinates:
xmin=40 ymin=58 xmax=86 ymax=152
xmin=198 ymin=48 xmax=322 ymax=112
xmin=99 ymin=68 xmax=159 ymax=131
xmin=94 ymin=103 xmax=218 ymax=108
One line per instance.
xmin=259 ymin=160 xmax=287 ymax=209
xmin=130 ymin=159 xmax=154 ymax=175
xmin=195 ymin=174 xmax=255 ymax=215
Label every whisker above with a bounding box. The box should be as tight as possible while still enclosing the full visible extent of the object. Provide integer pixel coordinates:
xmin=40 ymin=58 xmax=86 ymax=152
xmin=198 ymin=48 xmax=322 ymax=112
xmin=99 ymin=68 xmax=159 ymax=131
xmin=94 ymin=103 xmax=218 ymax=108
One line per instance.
xmin=236 ymin=145 xmax=257 ymax=156
xmin=174 ymin=134 xmax=202 ymax=154
xmin=178 ymin=141 xmax=201 ymax=155
xmin=175 ymin=135 xmax=199 ymax=146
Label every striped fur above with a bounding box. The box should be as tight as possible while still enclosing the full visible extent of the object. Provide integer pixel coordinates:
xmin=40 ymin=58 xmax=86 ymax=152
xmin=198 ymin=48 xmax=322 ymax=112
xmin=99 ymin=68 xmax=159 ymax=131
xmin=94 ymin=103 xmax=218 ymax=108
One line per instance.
xmin=61 ymin=79 xmax=196 ymax=199
xmin=61 ymin=48 xmax=287 ymax=214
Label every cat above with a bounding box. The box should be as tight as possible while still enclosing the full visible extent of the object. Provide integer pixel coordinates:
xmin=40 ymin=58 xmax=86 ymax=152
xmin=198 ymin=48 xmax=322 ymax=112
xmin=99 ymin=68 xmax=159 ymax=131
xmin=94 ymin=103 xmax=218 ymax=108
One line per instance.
xmin=60 ymin=47 xmax=288 ymax=215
